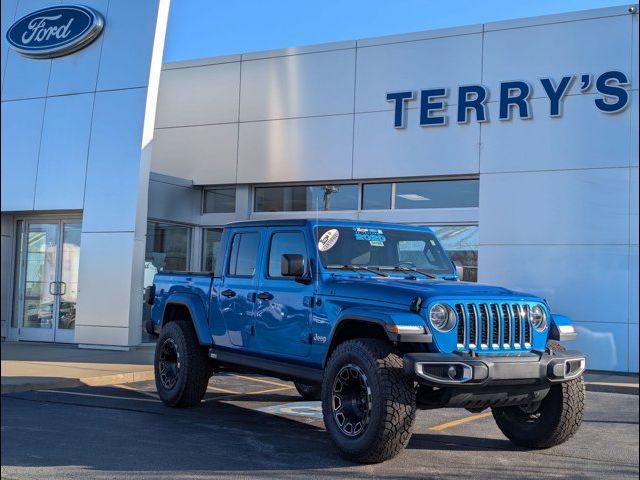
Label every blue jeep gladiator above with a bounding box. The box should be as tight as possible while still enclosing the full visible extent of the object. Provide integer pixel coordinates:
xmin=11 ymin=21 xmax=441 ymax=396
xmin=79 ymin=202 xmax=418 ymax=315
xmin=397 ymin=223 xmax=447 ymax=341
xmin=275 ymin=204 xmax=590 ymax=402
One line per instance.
xmin=145 ymin=219 xmax=585 ymax=463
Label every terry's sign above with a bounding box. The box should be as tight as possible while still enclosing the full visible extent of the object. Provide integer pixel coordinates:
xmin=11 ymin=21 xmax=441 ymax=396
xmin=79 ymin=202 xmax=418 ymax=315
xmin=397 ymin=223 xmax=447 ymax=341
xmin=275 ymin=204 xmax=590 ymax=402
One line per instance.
xmin=387 ymin=71 xmax=631 ymax=128
xmin=6 ymin=5 xmax=104 ymax=59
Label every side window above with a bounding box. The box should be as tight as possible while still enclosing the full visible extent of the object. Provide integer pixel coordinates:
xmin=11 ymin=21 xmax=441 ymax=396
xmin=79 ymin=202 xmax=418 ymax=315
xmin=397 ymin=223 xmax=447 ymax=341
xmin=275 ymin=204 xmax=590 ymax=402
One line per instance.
xmin=268 ymin=231 xmax=307 ymax=278
xmin=227 ymin=232 xmax=260 ymax=277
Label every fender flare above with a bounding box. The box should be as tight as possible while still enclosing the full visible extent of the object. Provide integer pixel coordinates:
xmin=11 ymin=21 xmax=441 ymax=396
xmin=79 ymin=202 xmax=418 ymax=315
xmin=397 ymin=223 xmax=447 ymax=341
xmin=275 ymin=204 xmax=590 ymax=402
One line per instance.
xmin=323 ymin=306 xmax=431 ymax=365
xmin=161 ymin=293 xmax=211 ymax=345
xmin=549 ymin=314 xmax=577 ymax=342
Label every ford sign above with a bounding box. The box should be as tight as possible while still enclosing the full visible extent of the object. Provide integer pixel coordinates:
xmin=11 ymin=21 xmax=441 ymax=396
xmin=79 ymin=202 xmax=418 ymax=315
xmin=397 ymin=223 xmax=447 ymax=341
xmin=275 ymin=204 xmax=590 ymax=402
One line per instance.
xmin=6 ymin=5 xmax=104 ymax=59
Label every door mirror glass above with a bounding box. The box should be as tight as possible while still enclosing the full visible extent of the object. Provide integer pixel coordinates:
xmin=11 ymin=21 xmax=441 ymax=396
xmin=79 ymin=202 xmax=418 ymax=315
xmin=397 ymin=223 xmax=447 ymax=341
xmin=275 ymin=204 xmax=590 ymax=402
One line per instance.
xmin=281 ymin=254 xmax=305 ymax=277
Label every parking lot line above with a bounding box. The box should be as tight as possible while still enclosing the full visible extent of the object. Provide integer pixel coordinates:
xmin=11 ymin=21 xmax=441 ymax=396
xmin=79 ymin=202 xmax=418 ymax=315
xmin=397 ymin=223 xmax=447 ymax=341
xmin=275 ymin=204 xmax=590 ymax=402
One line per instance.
xmin=232 ymin=374 xmax=291 ymax=389
xmin=207 ymin=385 xmax=241 ymax=394
xmin=116 ymin=384 xmax=159 ymax=399
xmin=38 ymin=389 xmax=160 ymax=403
xmin=249 ymin=386 xmax=296 ymax=395
xmin=429 ymin=412 xmax=493 ymax=431
xmin=204 ymin=385 xmax=295 ymax=403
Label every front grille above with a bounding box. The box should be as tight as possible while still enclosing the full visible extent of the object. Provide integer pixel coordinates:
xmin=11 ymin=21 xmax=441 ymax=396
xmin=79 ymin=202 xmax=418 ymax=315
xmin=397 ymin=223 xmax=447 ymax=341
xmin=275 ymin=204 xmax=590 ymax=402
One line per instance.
xmin=455 ymin=302 xmax=533 ymax=351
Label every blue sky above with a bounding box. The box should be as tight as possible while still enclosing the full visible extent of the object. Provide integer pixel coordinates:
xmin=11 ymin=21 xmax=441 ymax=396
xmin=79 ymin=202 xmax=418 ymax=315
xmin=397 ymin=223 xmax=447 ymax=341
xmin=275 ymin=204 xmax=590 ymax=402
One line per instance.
xmin=163 ymin=0 xmax=626 ymax=62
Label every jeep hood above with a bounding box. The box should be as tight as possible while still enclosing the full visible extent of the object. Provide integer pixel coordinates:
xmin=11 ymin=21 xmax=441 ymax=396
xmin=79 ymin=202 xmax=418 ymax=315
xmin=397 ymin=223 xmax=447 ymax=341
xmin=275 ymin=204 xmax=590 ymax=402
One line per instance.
xmin=320 ymin=275 xmax=541 ymax=307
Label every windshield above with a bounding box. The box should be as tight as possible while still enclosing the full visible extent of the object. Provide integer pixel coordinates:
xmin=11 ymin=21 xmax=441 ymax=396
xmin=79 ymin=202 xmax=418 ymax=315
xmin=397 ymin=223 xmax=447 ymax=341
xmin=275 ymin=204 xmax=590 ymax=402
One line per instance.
xmin=315 ymin=226 xmax=454 ymax=276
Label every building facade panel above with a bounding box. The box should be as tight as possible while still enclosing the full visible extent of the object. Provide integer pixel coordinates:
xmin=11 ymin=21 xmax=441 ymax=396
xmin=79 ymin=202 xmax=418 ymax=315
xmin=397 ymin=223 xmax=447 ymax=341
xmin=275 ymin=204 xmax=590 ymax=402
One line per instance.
xmin=34 ymin=93 xmax=94 ymax=210
xmin=568 ymin=321 xmax=629 ymax=372
xmin=478 ymin=244 xmax=629 ymax=324
xmin=630 ymin=245 xmax=639 ymax=324
xmin=82 ymin=88 xmax=149 ymax=233
xmin=147 ymin=176 xmax=201 ymax=225
xmin=239 ymin=48 xmax=356 ymax=121
xmin=1 ymin=46 xmax=51 ymax=100
xmin=75 ymin=232 xmax=137 ymax=330
xmin=153 ymin=123 xmax=238 ymax=184
xmin=46 ymin=0 xmax=108 ymax=97
xmin=479 ymin=168 xmax=630 ymax=245
xmin=0 ymin=0 xmax=19 ymax=92
xmin=480 ymin=95 xmax=633 ymax=173
xmin=630 ymin=323 xmax=639 ymax=372
xmin=633 ymin=12 xmax=639 ymax=92
xmin=632 ymin=91 xmax=639 ymax=167
xmin=155 ymin=61 xmax=240 ymax=128
xmin=482 ymin=15 xmax=633 ymax=90
xmin=631 ymin=166 xmax=639 ymax=245
xmin=354 ymin=32 xmax=483 ymax=113
xmin=1 ymin=0 xmax=58 ymax=100
xmin=353 ymin=108 xmax=480 ymax=179
xmin=96 ymin=0 xmax=162 ymax=91
xmin=237 ymin=115 xmax=354 ymax=183
xmin=0 ymin=98 xmax=45 ymax=211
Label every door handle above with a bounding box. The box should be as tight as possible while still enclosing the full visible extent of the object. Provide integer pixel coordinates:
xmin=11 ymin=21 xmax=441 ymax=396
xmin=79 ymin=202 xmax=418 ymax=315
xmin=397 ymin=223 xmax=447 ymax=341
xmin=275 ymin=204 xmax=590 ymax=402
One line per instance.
xmin=59 ymin=282 xmax=67 ymax=296
xmin=256 ymin=292 xmax=274 ymax=301
xmin=221 ymin=289 xmax=236 ymax=298
xmin=49 ymin=282 xmax=57 ymax=295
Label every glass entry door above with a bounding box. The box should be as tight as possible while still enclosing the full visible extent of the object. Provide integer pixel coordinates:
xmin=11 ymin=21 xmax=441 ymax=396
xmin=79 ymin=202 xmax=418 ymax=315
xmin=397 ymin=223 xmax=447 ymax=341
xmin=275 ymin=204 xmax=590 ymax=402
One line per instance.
xmin=16 ymin=220 xmax=81 ymax=343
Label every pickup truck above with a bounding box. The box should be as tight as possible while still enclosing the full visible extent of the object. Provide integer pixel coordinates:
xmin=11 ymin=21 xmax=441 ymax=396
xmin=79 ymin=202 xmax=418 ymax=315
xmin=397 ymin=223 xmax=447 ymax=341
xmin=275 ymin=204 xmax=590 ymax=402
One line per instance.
xmin=145 ymin=219 xmax=585 ymax=463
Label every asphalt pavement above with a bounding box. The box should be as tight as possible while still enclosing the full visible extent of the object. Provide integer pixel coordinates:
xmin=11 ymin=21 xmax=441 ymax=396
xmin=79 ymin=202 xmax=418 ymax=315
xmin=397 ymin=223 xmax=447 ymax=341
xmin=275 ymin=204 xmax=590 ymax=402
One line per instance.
xmin=1 ymin=373 xmax=638 ymax=479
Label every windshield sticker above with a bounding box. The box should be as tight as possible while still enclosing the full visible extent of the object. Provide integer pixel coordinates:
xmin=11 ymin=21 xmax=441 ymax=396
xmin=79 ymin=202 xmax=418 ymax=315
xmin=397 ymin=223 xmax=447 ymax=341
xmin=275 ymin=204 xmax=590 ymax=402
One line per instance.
xmin=353 ymin=227 xmax=386 ymax=246
xmin=318 ymin=229 xmax=340 ymax=251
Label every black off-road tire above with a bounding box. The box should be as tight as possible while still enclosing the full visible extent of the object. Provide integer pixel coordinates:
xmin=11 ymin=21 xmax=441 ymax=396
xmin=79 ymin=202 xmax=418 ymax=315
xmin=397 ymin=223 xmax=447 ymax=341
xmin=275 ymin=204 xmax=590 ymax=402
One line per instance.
xmin=294 ymin=382 xmax=322 ymax=401
xmin=492 ymin=341 xmax=585 ymax=448
xmin=322 ymin=339 xmax=416 ymax=463
xmin=154 ymin=320 xmax=211 ymax=408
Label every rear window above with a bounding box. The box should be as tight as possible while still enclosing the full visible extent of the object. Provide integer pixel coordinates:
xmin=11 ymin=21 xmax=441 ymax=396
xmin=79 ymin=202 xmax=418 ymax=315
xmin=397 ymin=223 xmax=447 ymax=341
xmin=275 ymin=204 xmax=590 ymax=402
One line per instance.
xmin=227 ymin=232 xmax=260 ymax=277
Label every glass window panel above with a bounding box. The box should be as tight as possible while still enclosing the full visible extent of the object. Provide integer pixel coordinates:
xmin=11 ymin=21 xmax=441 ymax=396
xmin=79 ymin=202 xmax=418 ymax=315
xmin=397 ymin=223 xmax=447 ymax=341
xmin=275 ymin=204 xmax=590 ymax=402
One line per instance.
xmin=430 ymin=225 xmax=479 ymax=282
xmin=23 ymin=223 xmax=58 ymax=329
xmin=254 ymin=184 xmax=358 ymax=212
xmin=228 ymin=232 xmax=260 ymax=277
xmin=362 ymin=183 xmax=392 ymax=210
xmin=395 ymin=180 xmax=479 ymax=209
xmin=58 ymin=223 xmax=81 ymax=330
xmin=203 ymin=188 xmax=236 ymax=213
xmin=202 ymin=228 xmax=223 ymax=272
xmin=11 ymin=220 xmax=24 ymax=328
xmin=145 ymin=221 xmax=191 ymax=272
xmin=268 ymin=232 xmax=307 ymax=278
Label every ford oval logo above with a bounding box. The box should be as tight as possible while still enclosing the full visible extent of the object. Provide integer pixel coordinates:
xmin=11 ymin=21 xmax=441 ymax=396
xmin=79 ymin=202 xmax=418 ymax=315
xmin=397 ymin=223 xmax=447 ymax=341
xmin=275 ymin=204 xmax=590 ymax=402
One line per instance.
xmin=6 ymin=5 xmax=104 ymax=59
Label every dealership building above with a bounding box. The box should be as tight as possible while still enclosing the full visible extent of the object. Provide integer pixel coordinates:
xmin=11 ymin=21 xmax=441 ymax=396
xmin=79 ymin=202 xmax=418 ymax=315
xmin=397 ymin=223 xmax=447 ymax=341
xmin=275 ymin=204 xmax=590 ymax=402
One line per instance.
xmin=1 ymin=2 xmax=638 ymax=372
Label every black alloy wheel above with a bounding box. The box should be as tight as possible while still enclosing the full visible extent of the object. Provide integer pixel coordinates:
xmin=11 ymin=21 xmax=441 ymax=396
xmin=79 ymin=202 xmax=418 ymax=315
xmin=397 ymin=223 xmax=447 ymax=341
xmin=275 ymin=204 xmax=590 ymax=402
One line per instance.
xmin=331 ymin=363 xmax=372 ymax=437
xmin=158 ymin=337 xmax=181 ymax=390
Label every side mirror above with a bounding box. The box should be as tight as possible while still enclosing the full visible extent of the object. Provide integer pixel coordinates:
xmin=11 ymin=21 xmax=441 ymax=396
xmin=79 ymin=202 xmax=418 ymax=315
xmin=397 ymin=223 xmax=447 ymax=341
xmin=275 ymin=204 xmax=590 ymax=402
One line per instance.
xmin=281 ymin=254 xmax=305 ymax=277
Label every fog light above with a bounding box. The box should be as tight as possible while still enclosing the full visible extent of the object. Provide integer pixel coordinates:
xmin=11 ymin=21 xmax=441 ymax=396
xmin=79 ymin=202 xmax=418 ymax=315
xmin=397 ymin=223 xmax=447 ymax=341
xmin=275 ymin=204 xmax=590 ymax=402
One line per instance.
xmin=447 ymin=365 xmax=458 ymax=380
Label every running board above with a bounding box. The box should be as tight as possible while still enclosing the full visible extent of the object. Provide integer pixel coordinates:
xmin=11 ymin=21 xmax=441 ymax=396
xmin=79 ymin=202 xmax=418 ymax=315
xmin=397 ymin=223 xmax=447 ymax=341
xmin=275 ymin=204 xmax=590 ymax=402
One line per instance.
xmin=209 ymin=348 xmax=323 ymax=384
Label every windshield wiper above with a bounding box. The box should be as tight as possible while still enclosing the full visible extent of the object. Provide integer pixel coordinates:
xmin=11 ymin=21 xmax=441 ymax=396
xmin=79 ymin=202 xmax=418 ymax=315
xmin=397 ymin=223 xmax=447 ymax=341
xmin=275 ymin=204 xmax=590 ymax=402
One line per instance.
xmin=325 ymin=264 xmax=389 ymax=277
xmin=375 ymin=265 xmax=438 ymax=279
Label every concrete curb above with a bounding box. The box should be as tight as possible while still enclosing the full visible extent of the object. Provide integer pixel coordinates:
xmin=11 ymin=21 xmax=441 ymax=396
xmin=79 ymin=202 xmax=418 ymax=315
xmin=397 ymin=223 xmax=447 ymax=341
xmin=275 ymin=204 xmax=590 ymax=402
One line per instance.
xmin=1 ymin=370 xmax=155 ymax=395
xmin=585 ymin=382 xmax=639 ymax=395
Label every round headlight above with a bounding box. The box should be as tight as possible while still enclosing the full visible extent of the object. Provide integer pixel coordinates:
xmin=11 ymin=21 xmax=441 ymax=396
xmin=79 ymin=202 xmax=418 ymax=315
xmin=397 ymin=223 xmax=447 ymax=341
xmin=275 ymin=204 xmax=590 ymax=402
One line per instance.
xmin=429 ymin=304 xmax=456 ymax=332
xmin=530 ymin=304 xmax=547 ymax=331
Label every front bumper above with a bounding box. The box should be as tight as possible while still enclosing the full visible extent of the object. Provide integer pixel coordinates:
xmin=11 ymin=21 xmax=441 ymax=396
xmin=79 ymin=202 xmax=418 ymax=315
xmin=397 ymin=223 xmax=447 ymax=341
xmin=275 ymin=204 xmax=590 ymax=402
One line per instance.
xmin=403 ymin=350 xmax=586 ymax=387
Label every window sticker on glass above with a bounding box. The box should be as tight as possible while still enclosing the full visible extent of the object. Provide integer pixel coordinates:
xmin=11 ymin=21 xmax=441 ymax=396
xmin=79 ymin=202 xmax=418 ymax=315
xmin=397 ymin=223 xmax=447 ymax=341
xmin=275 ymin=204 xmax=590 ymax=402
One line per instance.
xmin=353 ymin=227 xmax=386 ymax=247
xmin=318 ymin=229 xmax=340 ymax=251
